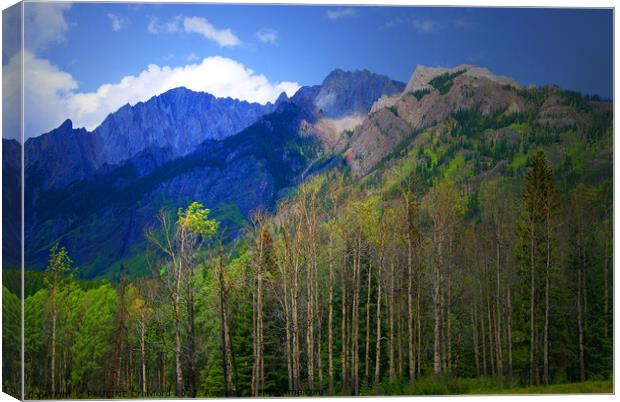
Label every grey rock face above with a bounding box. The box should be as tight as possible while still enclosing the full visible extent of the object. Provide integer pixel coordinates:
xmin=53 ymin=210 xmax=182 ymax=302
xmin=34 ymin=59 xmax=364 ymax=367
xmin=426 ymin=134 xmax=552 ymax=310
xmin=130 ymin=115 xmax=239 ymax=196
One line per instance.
xmin=95 ymin=87 xmax=278 ymax=164
xmin=405 ymin=64 xmax=521 ymax=93
xmin=24 ymin=88 xmax=279 ymax=190
xmin=25 ymin=119 xmax=105 ymax=190
xmin=313 ymin=69 xmax=405 ymax=118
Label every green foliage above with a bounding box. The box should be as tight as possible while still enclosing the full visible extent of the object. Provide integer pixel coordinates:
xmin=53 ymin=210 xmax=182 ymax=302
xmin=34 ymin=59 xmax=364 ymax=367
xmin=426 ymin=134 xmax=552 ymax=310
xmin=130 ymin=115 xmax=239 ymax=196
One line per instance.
xmin=411 ymin=88 xmax=431 ymax=101
xmin=70 ymin=284 xmax=118 ymax=390
xmin=177 ymin=202 xmax=219 ymax=239
xmin=429 ymin=69 xmax=466 ymax=94
xmin=3 ymin=287 xmax=21 ymax=397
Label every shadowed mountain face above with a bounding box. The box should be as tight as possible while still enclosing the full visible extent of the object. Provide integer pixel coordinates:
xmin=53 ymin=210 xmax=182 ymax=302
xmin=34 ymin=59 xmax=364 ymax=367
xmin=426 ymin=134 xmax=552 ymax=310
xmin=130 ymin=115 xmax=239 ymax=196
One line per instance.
xmin=19 ymin=68 xmax=404 ymax=277
xmin=24 ymin=102 xmax=320 ymax=277
xmin=94 ymin=87 xmax=284 ymax=165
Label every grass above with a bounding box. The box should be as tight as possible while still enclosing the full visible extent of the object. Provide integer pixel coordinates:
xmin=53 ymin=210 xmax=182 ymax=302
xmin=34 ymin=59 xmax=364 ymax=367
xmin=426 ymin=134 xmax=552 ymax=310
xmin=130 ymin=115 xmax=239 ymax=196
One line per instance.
xmin=411 ymin=378 xmax=613 ymax=395
xmin=360 ymin=376 xmax=613 ymax=396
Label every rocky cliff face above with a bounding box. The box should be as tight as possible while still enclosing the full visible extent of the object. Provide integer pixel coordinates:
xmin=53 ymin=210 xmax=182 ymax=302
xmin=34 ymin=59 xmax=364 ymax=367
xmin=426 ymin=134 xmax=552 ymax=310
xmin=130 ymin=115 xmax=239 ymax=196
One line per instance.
xmin=25 ymin=119 xmax=105 ymax=190
xmin=313 ymin=69 xmax=405 ymax=117
xmin=404 ymin=64 xmax=521 ymax=93
xmin=342 ymin=65 xmax=607 ymax=177
xmin=24 ymin=88 xmax=282 ymax=191
xmin=95 ymin=87 xmax=283 ymax=164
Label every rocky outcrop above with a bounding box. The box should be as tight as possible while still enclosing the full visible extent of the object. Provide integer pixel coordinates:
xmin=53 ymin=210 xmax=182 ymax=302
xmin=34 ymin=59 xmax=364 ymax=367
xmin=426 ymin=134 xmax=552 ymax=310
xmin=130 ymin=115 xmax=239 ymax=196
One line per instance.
xmin=404 ymin=64 xmax=521 ymax=93
xmin=345 ymin=73 xmax=527 ymax=176
xmin=25 ymin=119 xmax=105 ymax=190
xmin=314 ymin=69 xmax=405 ymax=118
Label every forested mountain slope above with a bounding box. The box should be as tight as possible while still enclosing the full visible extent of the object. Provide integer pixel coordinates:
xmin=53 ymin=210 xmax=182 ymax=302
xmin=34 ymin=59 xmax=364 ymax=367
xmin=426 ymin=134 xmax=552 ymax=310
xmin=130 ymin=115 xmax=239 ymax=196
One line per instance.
xmin=18 ymin=69 xmax=403 ymax=277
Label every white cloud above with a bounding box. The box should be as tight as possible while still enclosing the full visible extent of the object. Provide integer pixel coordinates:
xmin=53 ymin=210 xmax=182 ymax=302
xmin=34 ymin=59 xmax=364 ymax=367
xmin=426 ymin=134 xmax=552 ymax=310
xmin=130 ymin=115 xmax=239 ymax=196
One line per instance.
xmin=454 ymin=17 xmax=475 ymax=30
xmin=148 ymin=15 xmax=240 ymax=47
xmin=326 ymin=8 xmax=356 ymax=20
xmin=411 ymin=19 xmax=442 ymax=33
xmin=14 ymin=52 xmax=300 ymax=138
xmin=183 ymin=16 xmax=241 ymax=47
xmin=383 ymin=17 xmax=442 ymax=33
xmin=147 ymin=15 xmax=182 ymax=34
xmin=24 ymin=3 xmax=72 ymax=51
xmin=255 ymin=28 xmax=278 ymax=44
xmin=107 ymin=13 xmax=129 ymax=32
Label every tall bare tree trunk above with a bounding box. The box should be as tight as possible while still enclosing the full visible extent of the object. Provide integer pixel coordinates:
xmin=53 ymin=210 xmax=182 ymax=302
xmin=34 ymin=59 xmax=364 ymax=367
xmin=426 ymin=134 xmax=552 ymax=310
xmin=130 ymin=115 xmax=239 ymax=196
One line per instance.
xmin=388 ymin=262 xmax=395 ymax=380
xmin=543 ymin=211 xmax=550 ymax=387
xmin=283 ymin=276 xmax=293 ymax=392
xmin=507 ymin=285 xmax=513 ymax=388
xmin=218 ymin=255 xmax=236 ymax=397
xmin=416 ymin=271 xmax=422 ymax=377
xmin=140 ymin=319 xmax=147 ymax=397
xmin=487 ymin=293 xmax=495 ymax=377
xmin=292 ymin=253 xmax=301 ymax=392
xmin=315 ymin=264 xmax=323 ymax=394
xmin=495 ymin=232 xmax=504 ymax=388
xmin=306 ymin=258 xmax=314 ymax=393
xmin=471 ymin=306 xmax=480 ymax=378
xmin=51 ymin=310 xmax=57 ymax=397
xmin=577 ymin=267 xmax=585 ymax=382
xmin=480 ymin=299 xmax=487 ymax=376
xmin=407 ymin=239 xmax=415 ymax=385
xmin=365 ymin=263 xmax=373 ymax=386
xmin=529 ymin=218 xmax=536 ymax=386
xmin=433 ymin=239 xmax=442 ymax=378
xmin=374 ymin=276 xmax=382 ymax=392
xmin=328 ymin=233 xmax=335 ymax=395
xmin=341 ymin=253 xmax=349 ymax=394
xmin=603 ymin=235 xmax=609 ymax=339
xmin=446 ymin=276 xmax=452 ymax=376
xmin=351 ymin=236 xmax=362 ymax=395
xmin=174 ymin=291 xmax=184 ymax=396
xmin=187 ymin=277 xmax=197 ymax=397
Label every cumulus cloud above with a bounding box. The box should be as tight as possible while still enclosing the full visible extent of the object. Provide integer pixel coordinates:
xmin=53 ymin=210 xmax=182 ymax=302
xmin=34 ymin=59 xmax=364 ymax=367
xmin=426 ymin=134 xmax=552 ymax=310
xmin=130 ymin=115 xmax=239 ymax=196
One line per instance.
xmin=149 ymin=15 xmax=240 ymax=47
xmin=14 ymin=52 xmax=300 ymax=138
xmin=107 ymin=13 xmax=129 ymax=32
xmin=326 ymin=8 xmax=356 ymax=20
xmin=24 ymin=2 xmax=72 ymax=51
xmin=255 ymin=28 xmax=278 ymax=44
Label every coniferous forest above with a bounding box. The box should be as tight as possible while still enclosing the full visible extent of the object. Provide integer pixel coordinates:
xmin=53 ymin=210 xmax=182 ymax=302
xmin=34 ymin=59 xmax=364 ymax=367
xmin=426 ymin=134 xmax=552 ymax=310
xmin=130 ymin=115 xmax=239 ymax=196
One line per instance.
xmin=4 ymin=82 xmax=614 ymax=398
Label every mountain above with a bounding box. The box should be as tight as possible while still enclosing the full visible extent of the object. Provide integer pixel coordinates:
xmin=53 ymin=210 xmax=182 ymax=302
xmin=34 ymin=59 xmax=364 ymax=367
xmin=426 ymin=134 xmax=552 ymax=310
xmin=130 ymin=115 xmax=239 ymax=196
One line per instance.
xmin=312 ymin=69 xmax=405 ymax=117
xmin=25 ymin=119 xmax=105 ymax=190
xmin=24 ymin=102 xmax=321 ymax=276
xmin=2 ymin=139 xmax=20 ymax=267
xmin=16 ymin=65 xmax=612 ymax=280
xmin=24 ymin=88 xmax=283 ymax=191
xmin=341 ymin=64 xmax=611 ymax=177
xmin=20 ymin=68 xmax=405 ymax=276
xmin=94 ymin=87 xmax=285 ymax=164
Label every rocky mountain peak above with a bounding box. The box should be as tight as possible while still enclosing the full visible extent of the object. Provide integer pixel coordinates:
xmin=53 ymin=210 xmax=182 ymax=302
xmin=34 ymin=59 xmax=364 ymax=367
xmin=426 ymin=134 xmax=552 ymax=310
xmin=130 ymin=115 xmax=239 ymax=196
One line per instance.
xmin=405 ymin=64 xmax=521 ymax=93
xmin=313 ymin=68 xmax=405 ymax=118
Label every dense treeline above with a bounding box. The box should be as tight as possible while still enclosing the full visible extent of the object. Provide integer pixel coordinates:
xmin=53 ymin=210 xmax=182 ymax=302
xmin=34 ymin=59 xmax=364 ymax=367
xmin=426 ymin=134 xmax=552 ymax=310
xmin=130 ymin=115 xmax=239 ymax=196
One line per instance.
xmin=4 ymin=87 xmax=613 ymax=397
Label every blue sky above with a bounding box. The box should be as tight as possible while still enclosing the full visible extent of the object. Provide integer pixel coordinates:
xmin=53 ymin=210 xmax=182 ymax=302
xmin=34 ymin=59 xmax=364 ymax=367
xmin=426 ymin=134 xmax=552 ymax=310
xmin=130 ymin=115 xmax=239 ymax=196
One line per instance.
xmin=3 ymin=3 xmax=613 ymax=138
